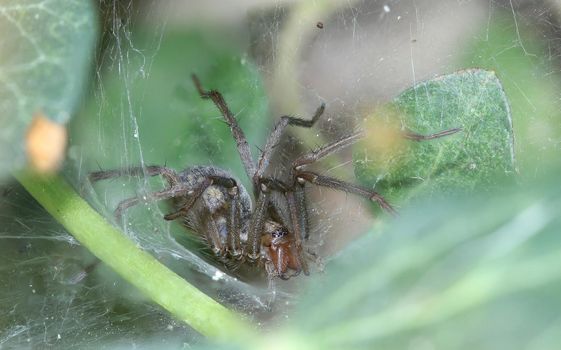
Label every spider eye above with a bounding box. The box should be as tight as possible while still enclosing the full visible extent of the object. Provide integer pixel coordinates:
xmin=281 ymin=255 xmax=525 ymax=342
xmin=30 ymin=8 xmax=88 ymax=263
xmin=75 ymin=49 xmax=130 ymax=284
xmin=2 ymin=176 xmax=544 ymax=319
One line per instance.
xmin=272 ymin=226 xmax=288 ymax=240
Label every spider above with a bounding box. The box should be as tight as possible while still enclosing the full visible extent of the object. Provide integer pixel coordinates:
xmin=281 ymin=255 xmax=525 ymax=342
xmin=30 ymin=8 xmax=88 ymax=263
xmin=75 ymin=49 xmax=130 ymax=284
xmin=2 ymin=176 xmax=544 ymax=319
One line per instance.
xmin=89 ymin=75 xmax=460 ymax=280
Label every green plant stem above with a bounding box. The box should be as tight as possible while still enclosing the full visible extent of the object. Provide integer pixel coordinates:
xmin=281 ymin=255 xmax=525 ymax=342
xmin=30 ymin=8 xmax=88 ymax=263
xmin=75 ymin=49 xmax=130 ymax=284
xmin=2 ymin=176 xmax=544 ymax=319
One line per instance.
xmin=272 ymin=0 xmax=358 ymax=114
xmin=271 ymin=0 xmax=361 ymax=180
xmin=14 ymin=169 xmax=255 ymax=341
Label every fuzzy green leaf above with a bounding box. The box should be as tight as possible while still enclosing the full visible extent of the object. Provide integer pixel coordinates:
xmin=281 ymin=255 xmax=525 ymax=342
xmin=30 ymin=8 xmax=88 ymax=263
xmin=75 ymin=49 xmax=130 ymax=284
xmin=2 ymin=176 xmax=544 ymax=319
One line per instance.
xmin=291 ymin=179 xmax=561 ymax=349
xmin=354 ymin=69 xmax=515 ymax=205
xmin=0 ymin=0 xmax=97 ymax=176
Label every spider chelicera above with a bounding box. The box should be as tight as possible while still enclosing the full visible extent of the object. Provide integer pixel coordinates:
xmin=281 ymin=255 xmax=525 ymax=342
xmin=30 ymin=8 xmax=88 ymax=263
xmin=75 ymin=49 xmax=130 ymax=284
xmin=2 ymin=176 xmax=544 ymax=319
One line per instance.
xmin=89 ymin=75 xmax=460 ymax=280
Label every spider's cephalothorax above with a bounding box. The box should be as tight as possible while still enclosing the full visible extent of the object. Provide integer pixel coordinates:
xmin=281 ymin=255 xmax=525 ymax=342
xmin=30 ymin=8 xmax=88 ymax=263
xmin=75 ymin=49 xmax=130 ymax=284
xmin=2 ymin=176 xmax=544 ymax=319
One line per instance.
xmin=89 ymin=75 xmax=460 ymax=280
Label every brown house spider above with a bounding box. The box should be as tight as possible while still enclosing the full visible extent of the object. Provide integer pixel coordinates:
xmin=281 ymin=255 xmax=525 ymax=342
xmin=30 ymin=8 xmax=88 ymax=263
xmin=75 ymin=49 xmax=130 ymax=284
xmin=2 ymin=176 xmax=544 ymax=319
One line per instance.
xmin=89 ymin=75 xmax=460 ymax=280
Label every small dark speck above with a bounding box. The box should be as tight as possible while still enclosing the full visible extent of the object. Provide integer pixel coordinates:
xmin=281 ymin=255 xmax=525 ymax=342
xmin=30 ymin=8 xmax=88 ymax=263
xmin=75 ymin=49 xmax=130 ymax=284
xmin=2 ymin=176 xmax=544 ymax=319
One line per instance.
xmin=316 ymin=22 xmax=324 ymax=29
xmin=411 ymin=39 xmax=417 ymax=43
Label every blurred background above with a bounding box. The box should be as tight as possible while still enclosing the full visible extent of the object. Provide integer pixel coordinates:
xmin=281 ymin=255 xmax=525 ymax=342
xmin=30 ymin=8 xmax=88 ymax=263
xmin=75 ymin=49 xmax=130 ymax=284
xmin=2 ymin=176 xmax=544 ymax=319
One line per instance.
xmin=2 ymin=0 xmax=561 ymax=348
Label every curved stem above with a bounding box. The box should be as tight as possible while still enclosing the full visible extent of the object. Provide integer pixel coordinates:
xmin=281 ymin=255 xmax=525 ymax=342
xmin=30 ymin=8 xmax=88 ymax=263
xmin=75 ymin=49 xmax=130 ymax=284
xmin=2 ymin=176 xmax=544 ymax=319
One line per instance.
xmin=14 ymin=169 xmax=255 ymax=341
xmin=271 ymin=0 xmax=360 ymax=178
xmin=272 ymin=0 xmax=357 ymax=114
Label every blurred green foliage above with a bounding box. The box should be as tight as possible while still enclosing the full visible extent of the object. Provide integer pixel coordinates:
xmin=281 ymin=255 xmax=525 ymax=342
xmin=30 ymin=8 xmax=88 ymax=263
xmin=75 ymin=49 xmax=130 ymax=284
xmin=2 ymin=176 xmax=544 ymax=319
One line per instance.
xmin=289 ymin=177 xmax=561 ymax=350
xmin=0 ymin=0 xmax=97 ymax=178
xmin=462 ymin=13 xmax=561 ymax=177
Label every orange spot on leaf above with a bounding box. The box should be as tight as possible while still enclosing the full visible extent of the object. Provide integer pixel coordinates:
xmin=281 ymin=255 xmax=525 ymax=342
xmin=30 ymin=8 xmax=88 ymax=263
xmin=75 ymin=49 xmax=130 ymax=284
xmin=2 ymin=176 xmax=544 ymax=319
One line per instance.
xmin=25 ymin=112 xmax=67 ymax=173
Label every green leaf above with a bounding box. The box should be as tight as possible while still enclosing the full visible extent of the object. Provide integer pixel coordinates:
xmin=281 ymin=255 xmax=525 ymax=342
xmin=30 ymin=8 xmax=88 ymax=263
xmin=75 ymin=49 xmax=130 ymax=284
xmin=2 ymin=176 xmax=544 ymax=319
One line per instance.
xmin=354 ymin=69 xmax=515 ymax=206
xmin=462 ymin=13 xmax=561 ymax=177
xmin=291 ymin=179 xmax=561 ymax=349
xmin=0 ymin=0 xmax=97 ymax=176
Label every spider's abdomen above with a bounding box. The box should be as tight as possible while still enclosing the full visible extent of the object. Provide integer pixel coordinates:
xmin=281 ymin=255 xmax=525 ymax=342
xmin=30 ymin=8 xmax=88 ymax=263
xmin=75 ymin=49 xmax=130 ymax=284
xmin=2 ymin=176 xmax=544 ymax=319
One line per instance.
xmin=175 ymin=166 xmax=252 ymax=247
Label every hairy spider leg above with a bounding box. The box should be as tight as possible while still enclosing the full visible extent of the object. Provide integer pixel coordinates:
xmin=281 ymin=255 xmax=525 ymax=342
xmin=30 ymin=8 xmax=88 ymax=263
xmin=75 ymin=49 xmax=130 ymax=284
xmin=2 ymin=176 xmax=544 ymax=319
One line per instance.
xmin=402 ymin=127 xmax=462 ymax=141
xmin=89 ymin=166 xmax=183 ymax=221
xmin=248 ymin=107 xmax=327 ymax=262
xmin=293 ymin=130 xmax=390 ymax=219
xmin=222 ymin=105 xmax=350 ymax=273
xmin=293 ymin=184 xmax=309 ymax=239
xmin=285 ymin=190 xmax=310 ymax=275
xmin=193 ymin=73 xmax=329 ymax=264
xmin=254 ymin=104 xmax=325 ymax=184
xmin=191 ymin=74 xmax=256 ymax=179
xmin=227 ymin=186 xmax=243 ymax=257
xmin=162 ymin=174 xmax=243 ymax=256
xmin=256 ymin=174 xmax=311 ymax=274
xmin=291 ymin=131 xmax=364 ymax=170
xmin=162 ymin=178 xmax=214 ymax=221
xmin=284 ymin=131 xmax=367 ymax=244
xmin=113 ymin=185 xmax=194 ymax=222
xmin=162 ymin=175 xmax=238 ymax=220
xmin=211 ymin=176 xmax=245 ymax=256
xmin=255 ymin=178 xmax=310 ymax=276
xmin=291 ymin=127 xmax=461 ymax=171
xmin=291 ymin=130 xmax=396 ymax=215
xmin=89 ymin=165 xmax=180 ymax=186
xmin=209 ymin=176 xmax=244 ymax=257
xmin=290 ymin=126 xmax=462 ymax=217
xmin=295 ymin=171 xmax=397 ymax=215
xmin=247 ymin=184 xmax=271 ymax=259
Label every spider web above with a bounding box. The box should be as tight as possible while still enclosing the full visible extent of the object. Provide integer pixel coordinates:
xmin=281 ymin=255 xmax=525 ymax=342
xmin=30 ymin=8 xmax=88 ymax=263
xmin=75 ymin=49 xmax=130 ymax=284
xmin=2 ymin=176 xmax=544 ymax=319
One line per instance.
xmin=2 ymin=0 xmax=561 ymax=348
